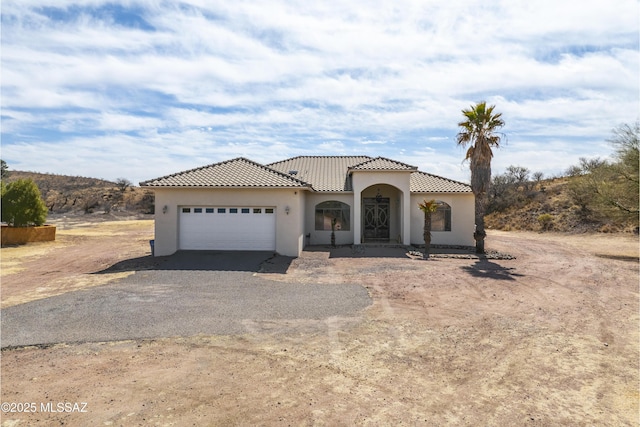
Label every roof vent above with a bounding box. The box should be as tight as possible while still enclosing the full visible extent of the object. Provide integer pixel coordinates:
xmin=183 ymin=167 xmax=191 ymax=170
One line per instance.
xmin=288 ymin=170 xmax=298 ymax=175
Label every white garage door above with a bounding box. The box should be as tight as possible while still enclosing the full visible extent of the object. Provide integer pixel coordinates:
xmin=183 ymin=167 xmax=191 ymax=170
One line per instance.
xmin=179 ymin=207 xmax=276 ymax=250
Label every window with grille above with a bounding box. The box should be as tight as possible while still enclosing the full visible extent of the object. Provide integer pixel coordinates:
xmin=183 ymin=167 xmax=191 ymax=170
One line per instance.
xmin=315 ymin=201 xmax=350 ymax=231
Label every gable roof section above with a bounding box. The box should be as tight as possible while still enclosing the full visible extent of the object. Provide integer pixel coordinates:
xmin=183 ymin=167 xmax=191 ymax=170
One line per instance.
xmin=349 ymin=156 xmax=417 ymax=171
xmin=269 ymin=156 xmax=470 ymax=192
xmin=268 ymin=156 xmax=371 ymax=191
xmin=410 ymin=171 xmax=472 ymax=193
xmin=141 ymin=155 xmax=472 ymax=193
xmin=140 ymin=157 xmax=311 ymax=188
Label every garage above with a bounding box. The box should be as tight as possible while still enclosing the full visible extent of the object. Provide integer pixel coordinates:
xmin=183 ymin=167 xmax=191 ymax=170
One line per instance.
xmin=179 ymin=206 xmax=276 ymax=251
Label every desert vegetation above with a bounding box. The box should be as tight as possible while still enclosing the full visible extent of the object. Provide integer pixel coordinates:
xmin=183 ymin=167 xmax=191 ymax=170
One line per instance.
xmin=0 ymin=168 xmax=154 ymax=216
xmin=1 ymin=178 xmax=48 ymax=227
xmin=485 ymin=122 xmax=639 ymax=233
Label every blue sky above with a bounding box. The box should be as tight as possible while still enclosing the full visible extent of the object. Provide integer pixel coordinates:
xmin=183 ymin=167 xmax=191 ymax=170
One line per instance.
xmin=1 ymin=0 xmax=638 ymax=185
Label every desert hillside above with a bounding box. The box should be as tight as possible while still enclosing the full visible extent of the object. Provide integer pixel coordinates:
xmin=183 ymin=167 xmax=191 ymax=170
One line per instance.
xmin=485 ymin=176 xmax=637 ymax=234
xmin=3 ymin=171 xmax=154 ymax=216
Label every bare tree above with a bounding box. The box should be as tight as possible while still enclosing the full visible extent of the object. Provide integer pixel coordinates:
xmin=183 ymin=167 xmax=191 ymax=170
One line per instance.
xmin=115 ymin=178 xmax=132 ymax=193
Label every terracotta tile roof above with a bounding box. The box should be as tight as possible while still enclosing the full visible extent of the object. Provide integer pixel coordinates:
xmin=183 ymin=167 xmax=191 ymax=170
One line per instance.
xmin=349 ymin=157 xmax=418 ymax=171
xmin=141 ymin=155 xmax=472 ymax=193
xmin=410 ymin=171 xmax=472 ymax=193
xmin=140 ymin=157 xmax=311 ymax=188
xmin=268 ymin=156 xmax=371 ymax=191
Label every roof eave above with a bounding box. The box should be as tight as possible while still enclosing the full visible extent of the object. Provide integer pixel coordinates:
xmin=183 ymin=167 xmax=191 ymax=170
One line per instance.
xmin=410 ymin=190 xmax=473 ymax=194
xmin=348 ymin=169 xmax=417 ymax=173
xmin=140 ymin=184 xmax=313 ymax=190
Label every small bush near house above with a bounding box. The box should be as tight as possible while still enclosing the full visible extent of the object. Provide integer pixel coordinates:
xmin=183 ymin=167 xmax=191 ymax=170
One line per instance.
xmin=1 ymin=178 xmax=48 ymax=227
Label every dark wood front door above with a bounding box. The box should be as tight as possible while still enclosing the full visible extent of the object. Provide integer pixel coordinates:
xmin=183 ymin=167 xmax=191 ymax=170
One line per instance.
xmin=363 ymin=198 xmax=390 ymax=240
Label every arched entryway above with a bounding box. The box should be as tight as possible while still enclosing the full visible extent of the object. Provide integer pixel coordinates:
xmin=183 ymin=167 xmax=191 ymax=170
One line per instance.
xmin=361 ymin=184 xmax=403 ymax=243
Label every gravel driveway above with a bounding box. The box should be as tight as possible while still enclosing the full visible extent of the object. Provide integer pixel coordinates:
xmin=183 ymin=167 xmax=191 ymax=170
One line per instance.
xmin=1 ymin=251 xmax=371 ymax=348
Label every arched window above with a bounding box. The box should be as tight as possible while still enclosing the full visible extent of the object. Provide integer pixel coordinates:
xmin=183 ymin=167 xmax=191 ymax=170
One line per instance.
xmin=431 ymin=201 xmax=451 ymax=231
xmin=315 ymin=201 xmax=350 ymax=231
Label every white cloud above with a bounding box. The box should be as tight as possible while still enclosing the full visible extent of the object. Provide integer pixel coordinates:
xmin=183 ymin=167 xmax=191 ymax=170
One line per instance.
xmin=97 ymin=113 xmax=164 ymax=131
xmin=1 ymin=0 xmax=638 ymax=184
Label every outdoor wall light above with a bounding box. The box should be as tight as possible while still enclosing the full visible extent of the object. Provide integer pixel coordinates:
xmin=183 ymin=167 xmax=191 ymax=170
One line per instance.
xmin=285 ymin=206 xmax=290 ymax=215
xmin=162 ymin=205 xmax=168 ymax=214
xmin=375 ymin=188 xmax=383 ymax=203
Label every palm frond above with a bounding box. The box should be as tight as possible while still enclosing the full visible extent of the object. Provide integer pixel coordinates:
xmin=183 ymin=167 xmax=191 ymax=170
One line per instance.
xmin=464 ymin=146 xmax=474 ymax=161
xmin=456 ymin=101 xmax=504 ymax=155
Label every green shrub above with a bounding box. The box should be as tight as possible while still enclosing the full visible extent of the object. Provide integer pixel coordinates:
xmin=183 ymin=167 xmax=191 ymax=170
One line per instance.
xmin=1 ymin=178 xmax=48 ymax=227
xmin=537 ymin=213 xmax=554 ymax=231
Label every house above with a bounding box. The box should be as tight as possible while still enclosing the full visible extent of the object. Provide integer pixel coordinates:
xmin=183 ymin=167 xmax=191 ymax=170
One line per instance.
xmin=140 ymin=156 xmax=474 ymax=257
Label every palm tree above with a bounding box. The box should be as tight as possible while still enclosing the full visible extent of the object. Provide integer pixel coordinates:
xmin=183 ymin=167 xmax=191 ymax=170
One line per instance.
xmin=418 ymin=199 xmax=438 ymax=258
xmin=456 ymin=101 xmax=505 ymax=254
xmin=330 ymin=217 xmax=337 ymax=248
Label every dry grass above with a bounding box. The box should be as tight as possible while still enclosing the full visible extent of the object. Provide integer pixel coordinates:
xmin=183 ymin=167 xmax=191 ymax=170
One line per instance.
xmin=490 ymin=229 xmax=639 ymax=261
xmin=486 ymin=177 xmax=637 ymax=233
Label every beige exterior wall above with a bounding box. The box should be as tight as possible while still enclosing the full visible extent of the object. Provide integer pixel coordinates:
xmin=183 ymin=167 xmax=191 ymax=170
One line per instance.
xmin=153 ymin=187 xmax=306 ymax=257
xmin=351 ymin=171 xmax=412 ymax=244
xmin=410 ymin=193 xmax=475 ymax=246
xmin=305 ymin=193 xmax=355 ymax=246
xmin=359 ymin=184 xmax=404 ymax=243
xmin=151 ymin=180 xmax=474 ymax=257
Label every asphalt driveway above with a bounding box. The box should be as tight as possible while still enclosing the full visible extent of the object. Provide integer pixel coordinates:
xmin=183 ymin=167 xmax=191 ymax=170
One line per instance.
xmin=1 ymin=251 xmax=371 ymax=348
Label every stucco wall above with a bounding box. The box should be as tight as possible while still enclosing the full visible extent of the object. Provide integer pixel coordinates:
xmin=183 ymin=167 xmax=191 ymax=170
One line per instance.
xmin=152 ymin=187 xmax=306 ymax=257
xmin=150 ymin=185 xmax=474 ymax=256
xmin=410 ymin=193 xmax=475 ymax=246
xmin=304 ymin=193 xmax=355 ymax=246
xmin=360 ymin=184 xmax=404 ymax=243
xmin=351 ymin=171 xmax=412 ymax=244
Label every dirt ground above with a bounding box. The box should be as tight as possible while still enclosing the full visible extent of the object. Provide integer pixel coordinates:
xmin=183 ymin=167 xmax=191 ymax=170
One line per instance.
xmin=1 ymin=218 xmax=638 ymax=426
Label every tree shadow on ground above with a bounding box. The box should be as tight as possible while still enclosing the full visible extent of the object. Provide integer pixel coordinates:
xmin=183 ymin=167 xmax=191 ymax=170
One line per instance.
xmin=461 ymin=257 xmax=524 ymax=281
xmin=92 ymin=251 xmax=294 ymax=274
xmin=595 ymin=254 xmax=639 ymax=263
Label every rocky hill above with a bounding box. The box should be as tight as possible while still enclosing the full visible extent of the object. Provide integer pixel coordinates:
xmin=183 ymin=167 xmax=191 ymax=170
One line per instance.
xmin=3 ymin=171 xmax=154 ymax=216
xmin=485 ymin=176 xmax=637 ymax=234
